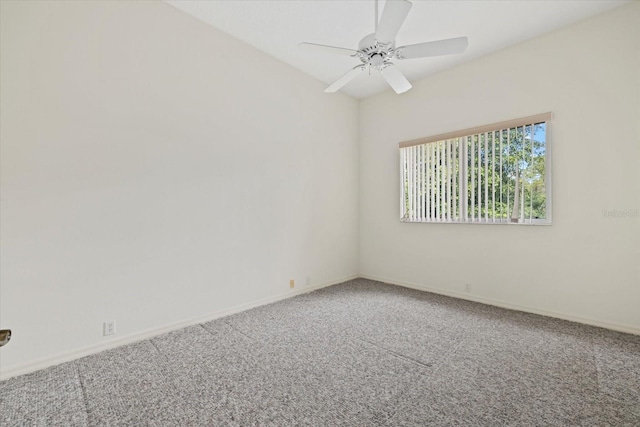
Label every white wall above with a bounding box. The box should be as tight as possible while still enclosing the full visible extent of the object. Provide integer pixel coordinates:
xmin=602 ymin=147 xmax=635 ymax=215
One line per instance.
xmin=359 ymin=3 xmax=640 ymax=332
xmin=0 ymin=1 xmax=359 ymax=377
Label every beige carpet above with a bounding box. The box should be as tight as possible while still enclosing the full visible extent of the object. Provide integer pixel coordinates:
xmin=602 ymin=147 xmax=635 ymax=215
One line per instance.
xmin=1 ymin=279 xmax=639 ymax=426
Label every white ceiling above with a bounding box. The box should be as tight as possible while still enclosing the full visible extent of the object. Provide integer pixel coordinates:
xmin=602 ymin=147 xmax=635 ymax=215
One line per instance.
xmin=166 ymin=0 xmax=629 ymax=99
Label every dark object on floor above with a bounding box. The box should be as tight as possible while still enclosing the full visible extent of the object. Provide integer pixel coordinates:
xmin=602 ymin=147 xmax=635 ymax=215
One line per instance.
xmin=0 ymin=330 xmax=11 ymax=347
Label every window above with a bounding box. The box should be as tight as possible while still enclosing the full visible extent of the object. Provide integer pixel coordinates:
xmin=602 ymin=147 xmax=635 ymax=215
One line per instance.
xmin=399 ymin=113 xmax=551 ymax=225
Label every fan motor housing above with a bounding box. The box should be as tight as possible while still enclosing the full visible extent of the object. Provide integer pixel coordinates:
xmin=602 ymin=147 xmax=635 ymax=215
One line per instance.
xmin=358 ymin=33 xmax=395 ymax=67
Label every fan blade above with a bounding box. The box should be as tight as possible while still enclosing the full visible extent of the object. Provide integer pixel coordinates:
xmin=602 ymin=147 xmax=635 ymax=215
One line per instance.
xmin=324 ymin=65 xmax=365 ymax=93
xmin=299 ymin=42 xmax=358 ymax=56
xmin=380 ymin=64 xmax=412 ymax=94
xmin=375 ymin=0 xmax=413 ymax=45
xmin=396 ymin=37 xmax=468 ymax=59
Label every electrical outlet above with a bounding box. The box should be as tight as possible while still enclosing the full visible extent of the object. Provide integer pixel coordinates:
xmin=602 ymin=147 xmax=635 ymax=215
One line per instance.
xmin=305 ymin=276 xmax=311 ymax=286
xmin=103 ymin=320 xmax=115 ymax=336
xmin=289 ymin=279 xmax=295 ymax=289
xmin=465 ymin=284 xmax=471 ymax=293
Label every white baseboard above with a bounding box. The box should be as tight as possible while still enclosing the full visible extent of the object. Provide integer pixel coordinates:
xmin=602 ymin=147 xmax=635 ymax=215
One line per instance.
xmin=359 ymin=274 xmax=640 ymax=336
xmin=0 ymin=274 xmax=357 ymax=381
xmin=4 ymin=272 xmax=637 ymax=380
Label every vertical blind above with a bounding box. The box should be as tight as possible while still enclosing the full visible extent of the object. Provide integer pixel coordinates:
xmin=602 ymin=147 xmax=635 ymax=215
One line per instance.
xmin=399 ymin=113 xmax=551 ymax=225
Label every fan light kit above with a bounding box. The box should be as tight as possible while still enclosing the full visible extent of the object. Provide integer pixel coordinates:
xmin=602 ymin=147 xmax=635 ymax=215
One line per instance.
xmin=299 ymin=0 xmax=468 ymax=94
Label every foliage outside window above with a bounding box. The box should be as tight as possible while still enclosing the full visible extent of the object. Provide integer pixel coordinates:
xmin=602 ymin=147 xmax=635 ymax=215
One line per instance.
xmin=399 ymin=113 xmax=551 ymax=225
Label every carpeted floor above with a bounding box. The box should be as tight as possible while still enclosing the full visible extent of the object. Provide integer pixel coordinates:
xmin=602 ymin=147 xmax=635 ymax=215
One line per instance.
xmin=1 ymin=279 xmax=639 ymax=426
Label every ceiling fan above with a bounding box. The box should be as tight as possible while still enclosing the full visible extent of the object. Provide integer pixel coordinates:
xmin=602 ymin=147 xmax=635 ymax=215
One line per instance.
xmin=299 ymin=0 xmax=468 ymax=94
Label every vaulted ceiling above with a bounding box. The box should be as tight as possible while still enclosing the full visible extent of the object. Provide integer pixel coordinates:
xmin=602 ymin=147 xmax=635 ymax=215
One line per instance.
xmin=166 ymin=1 xmax=629 ymax=99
